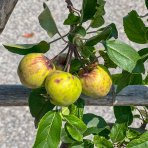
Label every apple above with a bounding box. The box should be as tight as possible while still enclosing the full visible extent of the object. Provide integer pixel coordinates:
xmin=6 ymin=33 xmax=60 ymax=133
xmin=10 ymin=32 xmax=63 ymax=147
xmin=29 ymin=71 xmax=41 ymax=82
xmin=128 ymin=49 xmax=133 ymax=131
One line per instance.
xmin=45 ymin=70 xmax=82 ymax=106
xmin=18 ymin=53 xmax=55 ymax=88
xmin=79 ymin=65 xmax=112 ymax=98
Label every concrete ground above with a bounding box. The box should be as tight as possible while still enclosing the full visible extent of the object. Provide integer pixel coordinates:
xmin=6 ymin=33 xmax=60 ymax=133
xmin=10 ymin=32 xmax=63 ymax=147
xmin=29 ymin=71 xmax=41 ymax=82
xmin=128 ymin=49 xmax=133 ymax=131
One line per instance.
xmin=0 ymin=0 xmax=147 ymax=147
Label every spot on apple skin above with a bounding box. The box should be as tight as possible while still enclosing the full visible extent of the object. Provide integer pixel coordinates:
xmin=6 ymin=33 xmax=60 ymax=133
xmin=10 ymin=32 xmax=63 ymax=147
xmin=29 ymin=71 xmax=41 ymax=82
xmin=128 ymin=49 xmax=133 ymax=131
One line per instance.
xmin=54 ymin=78 xmax=63 ymax=83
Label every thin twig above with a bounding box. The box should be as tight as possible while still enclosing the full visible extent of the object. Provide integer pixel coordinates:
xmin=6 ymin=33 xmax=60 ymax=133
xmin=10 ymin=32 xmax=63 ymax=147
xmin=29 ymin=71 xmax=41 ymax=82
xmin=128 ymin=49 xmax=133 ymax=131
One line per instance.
xmin=136 ymin=107 xmax=145 ymax=123
xmin=65 ymin=0 xmax=73 ymax=12
xmin=140 ymin=13 xmax=148 ymax=18
xmin=51 ymin=45 xmax=69 ymax=61
xmin=64 ymin=46 xmax=73 ymax=72
xmin=58 ymin=32 xmax=68 ymax=43
xmin=144 ymin=107 xmax=148 ymax=120
xmin=49 ymin=33 xmax=68 ymax=44
xmin=71 ymin=6 xmax=80 ymax=12
xmin=73 ymin=9 xmax=81 ymax=17
xmin=73 ymin=48 xmax=78 ymax=58
xmin=86 ymin=24 xmax=91 ymax=31
xmin=70 ymin=6 xmax=81 ymax=17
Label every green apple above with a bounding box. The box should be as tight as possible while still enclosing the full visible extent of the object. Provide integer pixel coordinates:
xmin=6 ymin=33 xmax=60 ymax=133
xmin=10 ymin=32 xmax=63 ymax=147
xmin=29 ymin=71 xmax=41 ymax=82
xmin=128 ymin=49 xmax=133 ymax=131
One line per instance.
xmin=79 ymin=65 xmax=112 ymax=98
xmin=45 ymin=70 xmax=82 ymax=106
xmin=18 ymin=53 xmax=55 ymax=88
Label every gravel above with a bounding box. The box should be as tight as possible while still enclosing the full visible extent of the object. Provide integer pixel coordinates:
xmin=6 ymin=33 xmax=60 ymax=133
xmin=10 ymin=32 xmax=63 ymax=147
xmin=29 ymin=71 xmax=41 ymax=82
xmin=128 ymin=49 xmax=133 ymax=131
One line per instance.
xmin=0 ymin=0 xmax=147 ymax=147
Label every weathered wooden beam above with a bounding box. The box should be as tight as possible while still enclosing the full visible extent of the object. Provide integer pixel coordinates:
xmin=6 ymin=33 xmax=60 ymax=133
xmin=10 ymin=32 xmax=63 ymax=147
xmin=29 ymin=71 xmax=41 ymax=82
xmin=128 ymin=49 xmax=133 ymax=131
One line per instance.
xmin=0 ymin=0 xmax=18 ymax=34
xmin=0 ymin=85 xmax=147 ymax=106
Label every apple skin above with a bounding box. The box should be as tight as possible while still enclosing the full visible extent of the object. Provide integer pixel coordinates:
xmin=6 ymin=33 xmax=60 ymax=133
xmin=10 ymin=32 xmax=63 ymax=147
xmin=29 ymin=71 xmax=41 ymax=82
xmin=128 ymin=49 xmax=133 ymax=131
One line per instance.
xmin=45 ymin=70 xmax=82 ymax=106
xmin=79 ymin=65 xmax=112 ymax=98
xmin=18 ymin=53 xmax=55 ymax=89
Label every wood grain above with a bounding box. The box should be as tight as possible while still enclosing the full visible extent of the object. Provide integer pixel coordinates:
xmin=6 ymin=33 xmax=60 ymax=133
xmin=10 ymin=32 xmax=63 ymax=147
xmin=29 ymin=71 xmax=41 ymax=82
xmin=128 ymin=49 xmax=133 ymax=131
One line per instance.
xmin=0 ymin=0 xmax=18 ymax=33
xmin=0 ymin=85 xmax=147 ymax=106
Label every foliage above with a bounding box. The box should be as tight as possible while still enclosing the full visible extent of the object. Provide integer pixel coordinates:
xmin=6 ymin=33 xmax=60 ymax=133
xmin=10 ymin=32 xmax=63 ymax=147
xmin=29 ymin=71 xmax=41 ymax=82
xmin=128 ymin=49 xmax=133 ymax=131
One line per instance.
xmin=3 ymin=0 xmax=148 ymax=147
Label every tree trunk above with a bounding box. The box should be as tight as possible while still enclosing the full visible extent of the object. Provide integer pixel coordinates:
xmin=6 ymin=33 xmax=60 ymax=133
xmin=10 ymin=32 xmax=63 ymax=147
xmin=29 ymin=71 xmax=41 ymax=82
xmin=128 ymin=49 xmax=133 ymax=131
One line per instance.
xmin=0 ymin=0 xmax=18 ymax=34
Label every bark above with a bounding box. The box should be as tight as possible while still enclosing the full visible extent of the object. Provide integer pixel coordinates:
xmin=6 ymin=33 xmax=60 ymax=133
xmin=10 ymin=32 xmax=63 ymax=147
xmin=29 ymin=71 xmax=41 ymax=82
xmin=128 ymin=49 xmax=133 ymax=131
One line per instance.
xmin=0 ymin=0 xmax=18 ymax=34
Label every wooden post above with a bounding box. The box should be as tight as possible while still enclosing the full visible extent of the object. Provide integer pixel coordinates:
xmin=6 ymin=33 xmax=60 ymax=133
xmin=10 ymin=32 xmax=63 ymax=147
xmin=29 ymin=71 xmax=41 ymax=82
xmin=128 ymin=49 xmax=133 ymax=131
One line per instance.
xmin=0 ymin=85 xmax=147 ymax=106
xmin=0 ymin=0 xmax=18 ymax=33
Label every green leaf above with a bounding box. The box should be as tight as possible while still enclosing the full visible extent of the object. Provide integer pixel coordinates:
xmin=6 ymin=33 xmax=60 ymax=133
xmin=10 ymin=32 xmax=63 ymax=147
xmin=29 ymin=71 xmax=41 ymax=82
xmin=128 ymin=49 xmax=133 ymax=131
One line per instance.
xmin=68 ymin=26 xmax=86 ymax=42
xmin=90 ymin=0 xmax=106 ymax=28
xmin=66 ymin=124 xmax=83 ymax=142
xmin=123 ymin=10 xmax=148 ymax=44
xmin=85 ymin=27 xmax=112 ymax=46
xmin=99 ymin=50 xmax=117 ymax=68
xmin=74 ymin=26 xmax=86 ymax=37
xmin=127 ymin=131 xmax=148 ymax=148
xmin=126 ymin=129 xmax=141 ymax=140
xmin=61 ymin=128 xmax=75 ymax=144
xmin=138 ymin=48 xmax=148 ymax=62
xmin=81 ymin=46 xmax=95 ymax=58
xmin=106 ymin=40 xmax=140 ymax=72
xmin=83 ymin=113 xmax=107 ymax=136
xmin=114 ymin=106 xmax=133 ymax=125
xmin=130 ymin=74 xmax=143 ymax=85
xmin=64 ymin=115 xmax=87 ymax=141
xmin=3 ymin=41 xmax=49 ymax=55
xmin=115 ymin=72 xmax=131 ymax=92
xmin=94 ymin=135 xmax=113 ymax=148
xmin=85 ymin=23 xmax=118 ymax=46
xmin=111 ymin=74 xmax=122 ymax=84
xmin=83 ymin=139 xmax=94 ymax=148
xmin=97 ymin=23 xmax=118 ymax=39
xmin=29 ymin=88 xmax=54 ymax=127
xmin=110 ymin=123 xmax=127 ymax=143
xmin=80 ymin=0 xmax=98 ymax=22
xmin=146 ymin=0 xmax=148 ymax=9
xmin=64 ymin=13 xmax=80 ymax=25
xmin=70 ymin=59 xmax=83 ymax=73
xmin=91 ymin=16 xmax=104 ymax=28
xmin=138 ymin=48 xmax=148 ymax=57
xmin=99 ymin=128 xmax=111 ymax=139
xmin=33 ymin=111 xmax=62 ymax=148
xmin=144 ymin=74 xmax=148 ymax=84
xmin=132 ymin=60 xmax=145 ymax=74
xmin=38 ymin=3 xmax=58 ymax=37
xmin=108 ymin=23 xmax=118 ymax=39
xmin=68 ymin=98 xmax=85 ymax=119
xmin=69 ymin=142 xmax=84 ymax=148
xmin=116 ymin=71 xmax=143 ymax=93
xmin=83 ymin=113 xmax=107 ymax=128
xmin=70 ymin=139 xmax=94 ymax=148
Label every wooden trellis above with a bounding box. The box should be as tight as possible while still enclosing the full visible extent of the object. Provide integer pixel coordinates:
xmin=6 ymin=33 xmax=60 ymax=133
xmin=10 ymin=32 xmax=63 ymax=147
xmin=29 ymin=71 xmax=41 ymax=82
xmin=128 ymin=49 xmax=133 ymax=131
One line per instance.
xmin=0 ymin=85 xmax=147 ymax=106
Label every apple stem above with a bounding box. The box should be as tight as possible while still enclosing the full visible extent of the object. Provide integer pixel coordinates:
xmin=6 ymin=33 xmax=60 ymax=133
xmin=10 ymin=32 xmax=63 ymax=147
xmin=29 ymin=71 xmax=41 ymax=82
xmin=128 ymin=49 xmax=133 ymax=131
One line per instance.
xmin=64 ymin=0 xmax=89 ymax=73
xmin=64 ymin=45 xmax=73 ymax=72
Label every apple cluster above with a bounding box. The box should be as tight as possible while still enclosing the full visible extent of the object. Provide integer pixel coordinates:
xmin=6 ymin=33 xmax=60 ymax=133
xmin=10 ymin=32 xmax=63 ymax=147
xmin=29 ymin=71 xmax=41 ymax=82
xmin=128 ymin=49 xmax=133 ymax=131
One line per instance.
xmin=18 ymin=53 xmax=112 ymax=106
